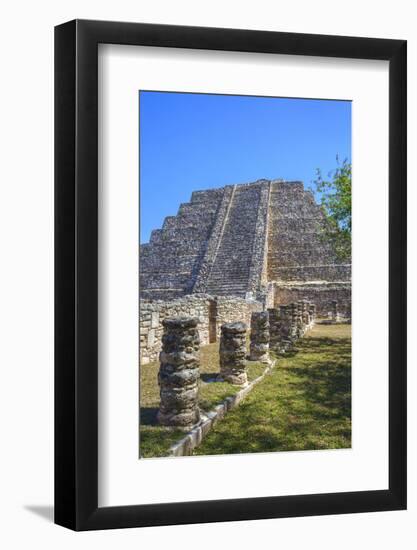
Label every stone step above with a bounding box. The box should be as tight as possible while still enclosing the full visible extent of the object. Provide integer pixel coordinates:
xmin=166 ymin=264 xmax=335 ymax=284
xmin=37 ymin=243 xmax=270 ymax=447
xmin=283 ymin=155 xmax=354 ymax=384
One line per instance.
xmin=203 ymin=184 xmax=263 ymax=295
xmin=206 ymin=286 xmax=248 ymax=293
xmin=206 ymin=280 xmax=248 ymax=286
xmin=206 ymin=289 xmax=247 ymax=297
xmin=203 ymin=186 xmax=260 ymax=295
xmin=206 ymin=275 xmax=249 ymax=283
xmin=140 ymin=185 xmax=225 ymax=297
xmin=267 ymin=183 xmax=342 ymax=283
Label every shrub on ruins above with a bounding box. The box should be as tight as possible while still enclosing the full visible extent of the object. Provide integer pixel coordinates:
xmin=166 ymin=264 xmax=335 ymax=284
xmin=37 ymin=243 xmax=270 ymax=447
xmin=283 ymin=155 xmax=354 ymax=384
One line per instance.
xmin=313 ymin=157 xmax=351 ymax=262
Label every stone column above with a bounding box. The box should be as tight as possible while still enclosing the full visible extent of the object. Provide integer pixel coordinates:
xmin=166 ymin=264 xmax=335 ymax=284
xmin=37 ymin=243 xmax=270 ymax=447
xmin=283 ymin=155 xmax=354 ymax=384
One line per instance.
xmin=157 ymin=317 xmax=200 ymax=429
xmin=268 ymin=308 xmax=281 ymax=352
xmin=296 ymin=301 xmax=305 ymax=336
xmin=278 ymin=305 xmax=292 ymax=351
xmin=297 ymin=301 xmax=306 ymax=337
xmin=219 ymin=322 xmax=248 ymax=385
xmin=301 ymin=300 xmax=310 ymax=327
xmin=308 ymin=302 xmax=316 ymax=327
xmin=249 ymin=311 xmax=270 ymax=363
xmin=331 ymin=300 xmax=339 ymax=322
xmin=289 ymin=302 xmax=299 ymax=342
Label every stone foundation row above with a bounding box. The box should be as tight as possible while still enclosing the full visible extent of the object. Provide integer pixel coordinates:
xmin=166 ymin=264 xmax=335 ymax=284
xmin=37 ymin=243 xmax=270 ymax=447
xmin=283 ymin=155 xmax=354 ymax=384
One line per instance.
xmin=168 ymin=358 xmax=276 ymax=457
xmin=154 ymin=300 xmax=316 ymax=432
xmin=269 ymin=300 xmax=317 ymax=353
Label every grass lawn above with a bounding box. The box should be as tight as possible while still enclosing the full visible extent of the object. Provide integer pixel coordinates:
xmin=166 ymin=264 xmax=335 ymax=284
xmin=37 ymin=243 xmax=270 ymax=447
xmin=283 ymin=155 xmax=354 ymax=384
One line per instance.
xmin=194 ymin=323 xmax=351 ymax=456
xmin=139 ymin=343 xmax=266 ymax=458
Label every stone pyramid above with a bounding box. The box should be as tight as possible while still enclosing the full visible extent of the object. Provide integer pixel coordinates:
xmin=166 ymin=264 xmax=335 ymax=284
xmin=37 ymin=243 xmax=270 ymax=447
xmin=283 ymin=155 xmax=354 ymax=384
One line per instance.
xmin=140 ymin=179 xmax=351 ymax=316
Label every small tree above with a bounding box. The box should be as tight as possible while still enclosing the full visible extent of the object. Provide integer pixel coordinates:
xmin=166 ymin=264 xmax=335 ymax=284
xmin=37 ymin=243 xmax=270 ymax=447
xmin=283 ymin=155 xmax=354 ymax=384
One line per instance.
xmin=313 ymin=157 xmax=351 ymax=262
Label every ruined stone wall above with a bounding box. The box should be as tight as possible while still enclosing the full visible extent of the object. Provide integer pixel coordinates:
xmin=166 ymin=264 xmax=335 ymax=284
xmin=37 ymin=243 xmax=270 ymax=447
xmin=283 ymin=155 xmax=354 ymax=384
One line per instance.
xmin=215 ymin=296 xmax=263 ymax=337
xmin=273 ymin=282 xmax=351 ymax=318
xmin=140 ymin=295 xmax=212 ymax=364
xmin=274 ymin=264 xmax=351 ymax=282
xmin=140 ymin=294 xmax=263 ymax=364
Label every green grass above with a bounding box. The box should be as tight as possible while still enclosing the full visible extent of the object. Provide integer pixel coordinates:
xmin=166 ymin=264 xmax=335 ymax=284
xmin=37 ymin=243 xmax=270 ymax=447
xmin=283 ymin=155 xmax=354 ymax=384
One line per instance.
xmin=139 ymin=342 xmax=266 ymax=458
xmin=194 ymin=323 xmax=351 ymax=456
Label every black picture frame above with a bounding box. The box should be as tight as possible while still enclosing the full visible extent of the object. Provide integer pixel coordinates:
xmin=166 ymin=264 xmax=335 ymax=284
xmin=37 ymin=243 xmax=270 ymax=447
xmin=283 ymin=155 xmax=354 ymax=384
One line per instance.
xmin=55 ymin=19 xmax=407 ymax=531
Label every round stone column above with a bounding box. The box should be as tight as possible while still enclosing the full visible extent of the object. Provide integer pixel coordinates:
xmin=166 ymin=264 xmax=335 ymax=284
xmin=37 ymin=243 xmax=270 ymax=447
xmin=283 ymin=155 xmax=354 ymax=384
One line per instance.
xmin=249 ymin=311 xmax=270 ymax=363
xmin=268 ymin=308 xmax=281 ymax=352
xmin=288 ymin=302 xmax=299 ymax=342
xmin=279 ymin=305 xmax=292 ymax=350
xmin=308 ymin=302 xmax=316 ymax=326
xmin=331 ymin=300 xmax=339 ymax=322
xmin=300 ymin=300 xmax=310 ymax=327
xmin=157 ymin=317 xmax=200 ymax=429
xmin=296 ymin=302 xmax=305 ymax=338
xmin=219 ymin=322 xmax=248 ymax=385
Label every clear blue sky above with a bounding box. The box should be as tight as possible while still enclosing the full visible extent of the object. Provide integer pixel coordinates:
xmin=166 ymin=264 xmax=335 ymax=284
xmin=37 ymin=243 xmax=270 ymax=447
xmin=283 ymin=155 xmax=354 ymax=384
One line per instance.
xmin=139 ymin=91 xmax=351 ymax=243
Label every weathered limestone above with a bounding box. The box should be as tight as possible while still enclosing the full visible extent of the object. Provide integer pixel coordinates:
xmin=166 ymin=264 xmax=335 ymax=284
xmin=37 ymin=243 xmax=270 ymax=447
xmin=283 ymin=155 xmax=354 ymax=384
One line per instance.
xmin=215 ymin=296 xmax=262 ymax=338
xmin=267 ymin=181 xmax=350 ymax=284
xmin=140 ymin=296 xmax=211 ymax=365
xmin=331 ymin=300 xmax=339 ymax=322
xmin=279 ymin=305 xmax=292 ymax=349
xmin=204 ymin=182 xmax=269 ymax=297
xmin=249 ymin=311 xmax=270 ymax=363
xmin=140 ymin=188 xmax=224 ymax=300
xmin=294 ymin=302 xmax=303 ymax=338
xmin=288 ymin=302 xmax=299 ymax=342
xmin=268 ymin=307 xmax=282 ymax=352
xmin=157 ymin=317 xmax=200 ymax=429
xmin=140 ymin=294 xmax=261 ymax=365
xmin=308 ymin=303 xmax=317 ymax=326
xmin=219 ymin=322 xmax=248 ymax=385
xmin=300 ymin=300 xmax=310 ymax=325
xmin=273 ymin=281 xmax=351 ymax=318
xmin=296 ymin=300 xmax=311 ymax=337
xmin=191 ymin=185 xmax=236 ymax=294
xmin=140 ymin=178 xmax=351 ymax=317
xmin=268 ymin=301 xmax=318 ymax=353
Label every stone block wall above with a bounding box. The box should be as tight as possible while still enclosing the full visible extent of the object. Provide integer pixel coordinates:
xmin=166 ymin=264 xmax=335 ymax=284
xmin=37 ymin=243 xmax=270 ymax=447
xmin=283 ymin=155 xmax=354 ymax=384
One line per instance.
xmin=215 ymin=296 xmax=263 ymax=337
xmin=273 ymin=282 xmax=351 ymax=318
xmin=140 ymin=295 xmax=212 ymax=364
xmin=140 ymin=294 xmax=263 ymax=364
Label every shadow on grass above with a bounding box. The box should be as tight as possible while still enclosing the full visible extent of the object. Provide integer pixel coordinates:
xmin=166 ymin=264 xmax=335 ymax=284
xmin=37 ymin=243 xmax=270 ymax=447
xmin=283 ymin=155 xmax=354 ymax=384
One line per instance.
xmin=140 ymin=424 xmax=185 ymax=458
xmin=194 ymin=332 xmax=352 ymax=456
xmin=200 ymin=372 xmax=220 ymax=383
xmin=140 ymin=407 xmax=159 ymax=426
xmin=279 ymin=362 xmax=351 ymax=418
